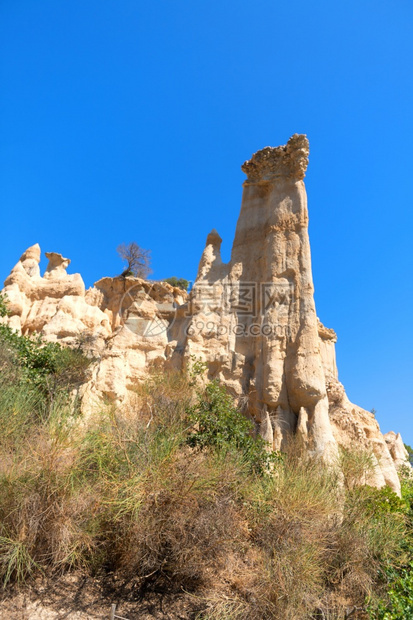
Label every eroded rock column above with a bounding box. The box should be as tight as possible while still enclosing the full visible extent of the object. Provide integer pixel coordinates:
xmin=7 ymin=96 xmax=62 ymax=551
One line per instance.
xmin=184 ymin=135 xmax=337 ymax=458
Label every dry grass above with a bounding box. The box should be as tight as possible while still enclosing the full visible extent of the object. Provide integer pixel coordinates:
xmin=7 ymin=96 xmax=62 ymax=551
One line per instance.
xmin=0 ymin=355 xmax=409 ymax=618
xmin=339 ymin=445 xmax=378 ymax=489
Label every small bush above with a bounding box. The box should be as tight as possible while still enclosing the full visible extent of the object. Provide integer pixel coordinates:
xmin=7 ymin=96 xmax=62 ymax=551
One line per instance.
xmin=187 ymin=379 xmax=278 ymax=475
xmin=163 ymin=277 xmax=189 ymax=291
xmin=367 ymin=469 xmax=413 ymax=618
xmin=0 ymin=324 xmax=91 ymax=400
xmin=368 ymin=562 xmax=413 ymax=619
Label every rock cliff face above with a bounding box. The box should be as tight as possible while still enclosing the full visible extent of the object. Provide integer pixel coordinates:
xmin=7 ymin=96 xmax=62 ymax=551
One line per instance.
xmin=1 ymin=135 xmax=408 ymax=493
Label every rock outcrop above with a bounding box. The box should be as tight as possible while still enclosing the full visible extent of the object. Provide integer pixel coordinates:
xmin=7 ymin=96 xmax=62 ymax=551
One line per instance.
xmin=384 ymin=432 xmax=411 ymax=470
xmin=1 ymin=247 xmax=187 ymax=409
xmin=178 ymin=135 xmax=336 ymax=461
xmin=1 ymin=135 xmax=409 ymax=493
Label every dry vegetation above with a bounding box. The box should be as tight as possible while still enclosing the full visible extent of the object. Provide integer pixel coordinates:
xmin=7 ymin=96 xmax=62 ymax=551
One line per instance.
xmin=0 ymin=308 xmax=412 ymax=619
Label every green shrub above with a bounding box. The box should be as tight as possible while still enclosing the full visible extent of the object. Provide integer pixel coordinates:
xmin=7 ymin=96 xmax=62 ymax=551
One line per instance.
xmin=0 ymin=324 xmax=90 ymax=393
xmin=368 ymin=562 xmax=413 ymax=619
xmin=0 ymin=321 xmax=91 ymax=450
xmin=366 ymin=471 xmax=413 ymax=618
xmin=347 ymin=484 xmax=407 ymax=517
xmin=187 ymin=379 xmax=278 ymax=475
xmin=164 ymin=277 xmax=189 ymax=291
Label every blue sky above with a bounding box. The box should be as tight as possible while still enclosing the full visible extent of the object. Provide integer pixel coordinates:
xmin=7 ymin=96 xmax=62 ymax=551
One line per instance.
xmin=1 ymin=1 xmax=412 ymax=443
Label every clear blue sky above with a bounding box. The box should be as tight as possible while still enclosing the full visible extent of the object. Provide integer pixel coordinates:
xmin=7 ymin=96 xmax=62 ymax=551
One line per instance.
xmin=1 ymin=1 xmax=412 ymax=444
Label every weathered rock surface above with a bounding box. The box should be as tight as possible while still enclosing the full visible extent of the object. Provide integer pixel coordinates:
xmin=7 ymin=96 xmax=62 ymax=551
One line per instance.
xmin=1 ymin=135 xmax=409 ymax=492
xmin=384 ymin=431 xmax=411 ymax=470
xmin=179 ymin=134 xmax=336 ymax=461
xmin=1 ymin=247 xmax=186 ymax=409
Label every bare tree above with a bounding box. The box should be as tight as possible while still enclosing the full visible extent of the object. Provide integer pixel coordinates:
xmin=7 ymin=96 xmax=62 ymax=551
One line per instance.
xmin=117 ymin=242 xmax=152 ymax=278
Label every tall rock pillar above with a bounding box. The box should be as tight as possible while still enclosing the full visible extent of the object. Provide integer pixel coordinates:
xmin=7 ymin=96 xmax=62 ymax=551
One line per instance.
xmin=233 ymin=134 xmax=336 ymax=456
xmin=184 ymin=134 xmax=337 ymax=458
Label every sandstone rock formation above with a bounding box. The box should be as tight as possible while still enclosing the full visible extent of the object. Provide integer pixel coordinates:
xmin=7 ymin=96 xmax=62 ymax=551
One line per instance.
xmin=1 ymin=247 xmax=186 ymax=409
xmin=1 ymin=134 xmax=409 ymax=493
xmin=178 ymin=135 xmax=336 ymax=461
xmin=384 ymin=431 xmax=411 ymax=470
